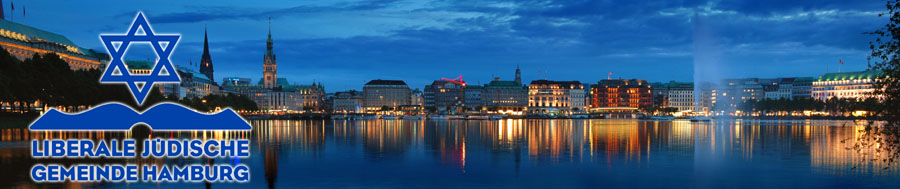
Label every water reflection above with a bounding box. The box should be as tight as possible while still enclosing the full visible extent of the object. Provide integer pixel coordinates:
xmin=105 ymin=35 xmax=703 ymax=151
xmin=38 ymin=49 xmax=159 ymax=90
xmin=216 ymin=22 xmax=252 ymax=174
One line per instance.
xmin=1 ymin=119 xmax=899 ymax=188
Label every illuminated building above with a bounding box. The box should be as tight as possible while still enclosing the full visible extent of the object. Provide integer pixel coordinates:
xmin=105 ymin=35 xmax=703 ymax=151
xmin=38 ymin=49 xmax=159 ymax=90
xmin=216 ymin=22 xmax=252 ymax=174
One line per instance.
xmin=812 ymin=70 xmax=885 ymax=100
xmin=651 ymin=81 xmax=694 ymax=112
xmin=220 ymin=21 xmax=324 ymax=112
xmin=363 ymin=79 xmax=411 ymax=112
xmin=482 ymin=78 xmax=527 ymax=112
xmin=528 ymin=80 xmax=585 ymax=114
xmin=123 ymin=61 xmax=217 ymax=99
xmin=424 ymin=78 xmax=466 ymax=113
xmin=174 ymin=65 xmax=219 ymax=99
xmin=263 ymin=18 xmax=277 ymax=89
xmin=761 ymin=78 xmax=794 ymax=100
xmin=333 ymin=90 xmax=363 ymax=113
xmin=124 ymin=60 xmax=153 ymax=75
xmin=222 ymin=77 xmax=251 ymax=86
xmin=590 ymin=79 xmax=652 ymax=110
xmin=0 ymin=18 xmax=105 ymax=70
xmin=410 ymin=88 xmax=424 ymax=107
xmin=713 ymin=78 xmax=763 ymax=110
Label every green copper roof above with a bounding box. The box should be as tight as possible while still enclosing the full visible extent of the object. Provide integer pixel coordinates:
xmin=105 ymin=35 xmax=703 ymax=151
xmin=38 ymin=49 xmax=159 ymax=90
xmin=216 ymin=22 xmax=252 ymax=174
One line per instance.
xmin=0 ymin=19 xmax=81 ymax=50
xmin=486 ymin=80 xmax=522 ymax=88
xmin=124 ymin=60 xmax=153 ymax=70
xmin=793 ymin=77 xmax=815 ymax=83
xmin=817 ymin=70 xmax=885 ymax=82
xmin=175 ymin=66 xmax=211 ymax=82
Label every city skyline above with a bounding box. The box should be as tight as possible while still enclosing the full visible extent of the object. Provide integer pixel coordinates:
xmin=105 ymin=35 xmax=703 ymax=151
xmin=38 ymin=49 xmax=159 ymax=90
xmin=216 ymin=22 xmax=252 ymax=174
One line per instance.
xmin=12 ymin=0 xmax=885 ymax=91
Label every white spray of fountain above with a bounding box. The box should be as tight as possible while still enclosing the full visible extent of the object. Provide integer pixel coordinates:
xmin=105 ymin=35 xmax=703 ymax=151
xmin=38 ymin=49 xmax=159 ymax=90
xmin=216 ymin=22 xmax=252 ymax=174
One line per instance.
xmin=692 ymin=13 xmax=732 ymax=119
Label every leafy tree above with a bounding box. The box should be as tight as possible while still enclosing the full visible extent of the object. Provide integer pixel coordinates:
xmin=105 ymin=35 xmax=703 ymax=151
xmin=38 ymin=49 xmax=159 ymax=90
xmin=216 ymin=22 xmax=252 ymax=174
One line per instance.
xmin=856 ymin=0 xmax=900 ymax=168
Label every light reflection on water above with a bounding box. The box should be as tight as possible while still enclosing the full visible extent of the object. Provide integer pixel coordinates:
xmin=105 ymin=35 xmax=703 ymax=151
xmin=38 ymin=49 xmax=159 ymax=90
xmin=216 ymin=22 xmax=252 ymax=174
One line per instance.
xmin=1 ymin=119 xmax=899 ymax=188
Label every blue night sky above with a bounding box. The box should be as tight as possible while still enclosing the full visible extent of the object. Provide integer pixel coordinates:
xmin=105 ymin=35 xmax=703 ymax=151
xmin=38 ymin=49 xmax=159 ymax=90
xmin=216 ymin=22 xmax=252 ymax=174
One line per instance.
xmin=12 ymin=0 xmax=887 ymax=92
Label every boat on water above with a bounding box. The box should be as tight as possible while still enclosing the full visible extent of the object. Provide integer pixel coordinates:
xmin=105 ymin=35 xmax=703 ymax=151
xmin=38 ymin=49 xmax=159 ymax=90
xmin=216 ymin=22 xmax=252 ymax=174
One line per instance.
xmin=570 ymin=114 xmax=590 ymax=119
xmin=647 ymin=116 xmax=675 ymax=120
xmin=402 ymin=115 xmax=423 ymax=120
xmin=468 ymin=115 xmax=489 ymax=120
xmin=489 ymin=115 xmax=505 ymax=120
xmin=429 ymin=115 xmax=450 ymax=120
xmin=331 ymin=115 xmax=348 ymax=120
xmin=382 ymin=115 xmax=400 ymax=119
xmin=362 ymin=115 xmax=381 ymax=120
xmin=689 ymin=116 xmax=712 ymax=122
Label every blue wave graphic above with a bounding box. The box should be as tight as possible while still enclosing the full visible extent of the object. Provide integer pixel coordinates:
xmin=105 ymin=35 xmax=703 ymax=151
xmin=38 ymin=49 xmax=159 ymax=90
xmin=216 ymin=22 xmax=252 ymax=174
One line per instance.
xmin=29 ymin=102 xmax=251 ymax=130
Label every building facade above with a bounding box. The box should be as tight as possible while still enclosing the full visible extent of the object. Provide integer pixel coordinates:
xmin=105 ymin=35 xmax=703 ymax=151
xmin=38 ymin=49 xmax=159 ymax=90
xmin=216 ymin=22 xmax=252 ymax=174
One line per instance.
xmin=424 ymin=80 xmax=466 ymax=113
xmin=528 ymin=80 xmax=584 ymax=114
xmin=0 ymin=19 xmax=106 ymax=70
xmin=363 ymin=80 xmax=411 ymax=112
xmin=761 ymin=78 xmax=794 ymax=100
xmin=333 ymin=90 xmax=364 ymax=113
xmin=651 ymin=81 xmax=694 ymax=112
xmin=410 ymin=88 xmax=424 ymax=107
xmin=482 ymin=79 xmax=527 ymax=112
xmin=812 ymin=70 xmax=885 ymax=100
xmin=590 ymin=79 xmax=652 ymax=110
xmin=792 ymin=77 xmax=814 ymax=99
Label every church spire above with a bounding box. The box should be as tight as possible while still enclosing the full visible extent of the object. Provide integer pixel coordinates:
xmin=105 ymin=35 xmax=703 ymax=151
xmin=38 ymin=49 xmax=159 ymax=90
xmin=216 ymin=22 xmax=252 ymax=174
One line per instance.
xmin=263 ymin=17 xmax=278 ymax=89
xmin=515 ymin=64 xmax=522 ymax=84
xmin=199 ymin=25 xmax=214 ymax=81
xmin=266 ymin=17 xmax=274 ymax=57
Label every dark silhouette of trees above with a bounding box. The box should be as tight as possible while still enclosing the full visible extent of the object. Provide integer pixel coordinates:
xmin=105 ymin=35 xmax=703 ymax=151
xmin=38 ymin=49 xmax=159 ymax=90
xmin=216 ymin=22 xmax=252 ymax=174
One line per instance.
xmin=0 ymin=49 xmax=256 ymax=116
xmin=735 ymin=97 xmax=881 ymax=117
xmin=856 ymin=0 xmax=900 ymax=169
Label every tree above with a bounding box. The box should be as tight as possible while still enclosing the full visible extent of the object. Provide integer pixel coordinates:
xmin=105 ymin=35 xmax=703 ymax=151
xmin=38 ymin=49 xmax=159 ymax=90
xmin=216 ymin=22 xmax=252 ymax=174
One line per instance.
xmin=856 ymin=0 xmax=900 ymax=168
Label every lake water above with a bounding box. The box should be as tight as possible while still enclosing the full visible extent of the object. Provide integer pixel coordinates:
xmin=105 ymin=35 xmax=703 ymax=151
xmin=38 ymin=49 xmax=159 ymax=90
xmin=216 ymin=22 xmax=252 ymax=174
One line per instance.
xmin=1 ymin=119 xmax=899 ymax=188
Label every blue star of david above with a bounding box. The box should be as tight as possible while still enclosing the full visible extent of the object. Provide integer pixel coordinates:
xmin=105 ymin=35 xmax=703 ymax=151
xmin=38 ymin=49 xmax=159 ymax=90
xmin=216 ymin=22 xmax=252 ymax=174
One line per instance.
xmin=100 ymin=12 xmax=181 ymax=105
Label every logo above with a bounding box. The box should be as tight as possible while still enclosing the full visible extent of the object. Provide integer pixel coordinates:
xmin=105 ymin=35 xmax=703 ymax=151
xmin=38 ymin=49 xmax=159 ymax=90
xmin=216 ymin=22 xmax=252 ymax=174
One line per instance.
xmin=100 ymin=12 xmax=181 ymax=105
xmin=29 ymin=12 xmax=251 ymax=131
xmin=28 ymin=12 xmax=252 ymax=183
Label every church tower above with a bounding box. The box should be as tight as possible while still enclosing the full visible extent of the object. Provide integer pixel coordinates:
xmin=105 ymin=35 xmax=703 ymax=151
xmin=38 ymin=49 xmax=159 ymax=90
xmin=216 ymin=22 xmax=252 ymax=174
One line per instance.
xmin=199 ymin=26 xmax=214 ymax=81
xmin=263 ymin=17 xmax=277 ymax=88
xmin=515 ymin=64 xmax=522 ymax=84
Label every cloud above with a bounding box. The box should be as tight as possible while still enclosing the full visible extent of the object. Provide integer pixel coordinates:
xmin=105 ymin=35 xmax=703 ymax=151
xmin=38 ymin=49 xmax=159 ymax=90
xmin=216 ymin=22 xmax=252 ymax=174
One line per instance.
xmin=32 ymin=0 xmax=888 ymax=91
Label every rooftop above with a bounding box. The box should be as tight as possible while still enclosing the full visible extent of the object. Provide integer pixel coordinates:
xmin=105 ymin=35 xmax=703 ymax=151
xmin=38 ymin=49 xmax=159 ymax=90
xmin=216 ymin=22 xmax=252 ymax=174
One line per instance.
xmin=529 ymin=80 xmax=582 ymax=89
xmin=365 ymin=79 xmax=407 ymax=86
xmin=817 ymin=70 xmax=886 ymax=82
xmin=0 ymin=19 xmax=100 ymax=58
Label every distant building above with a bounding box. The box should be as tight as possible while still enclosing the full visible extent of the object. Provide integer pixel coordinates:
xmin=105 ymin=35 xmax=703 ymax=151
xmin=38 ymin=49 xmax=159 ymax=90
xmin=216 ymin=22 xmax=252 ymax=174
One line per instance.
xmin=651 ymin=81 xmax=694 ymax=112
xmin=424 ymin=79 xmax=466 ymax=113
xmin=464 ymin=85 xmax=483 ymax=111
xmin=278 ymin=82 xmax=325 ymax=110
xmin=714 ymin=78 xmax=763 ymax=110
xmin=0 ymin=19 xmax=106 ymax=70
xmin=812 ymin=70 xmax=885 ymax=100
xmin=223 ymin=77 xmax=251 ymax=86
xmin=792 ymin=77 xmax=814 ymax=99
xmin=262 ymin=19 xmax=277 ymax=89
xmin=482 ymin=78 xmax=527 ymax=112
xmin=762 ymin=78 xmax=794 ymax=100
xmin=323 ymin=92 xmax=335 ymax=113
xmin=528 ymin=80 xmax=584 ymax=114
xmin=123 ymin=61 xmax=217 ymax=99
xmin=363 ymin=79 xmax=411 ymax=112
xmin=410 ymin=88 xmax=424 ymax=107
xmin=590 ymin=79 xmax=652 ymax=110
xmin=333 ymin=90 xmax=363 ymax=113
xmin=219 ymin=21 xmax=324 ymax=111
